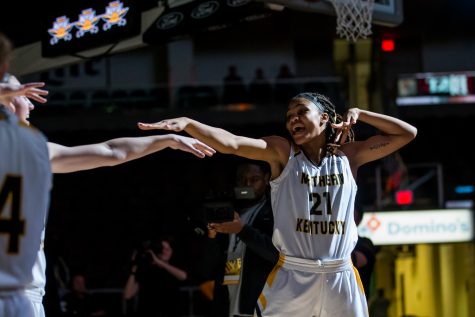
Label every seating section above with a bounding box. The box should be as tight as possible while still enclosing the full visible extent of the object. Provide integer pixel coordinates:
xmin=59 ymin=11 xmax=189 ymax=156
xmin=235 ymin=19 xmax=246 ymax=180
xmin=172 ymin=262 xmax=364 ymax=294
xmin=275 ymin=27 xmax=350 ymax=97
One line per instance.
xmin=42 ymin=79 xmax=343 ymax=114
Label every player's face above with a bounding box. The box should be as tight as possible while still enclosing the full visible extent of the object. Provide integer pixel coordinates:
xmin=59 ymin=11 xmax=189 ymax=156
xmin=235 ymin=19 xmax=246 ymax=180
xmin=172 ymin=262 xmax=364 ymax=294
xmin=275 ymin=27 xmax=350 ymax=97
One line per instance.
xmin=12 ymin=95 xmax=34 ymax=125
xmin=285 ymin=98 xmax=328 ymax=145
xmin=8 ymin=75 xmax=34 ymax=125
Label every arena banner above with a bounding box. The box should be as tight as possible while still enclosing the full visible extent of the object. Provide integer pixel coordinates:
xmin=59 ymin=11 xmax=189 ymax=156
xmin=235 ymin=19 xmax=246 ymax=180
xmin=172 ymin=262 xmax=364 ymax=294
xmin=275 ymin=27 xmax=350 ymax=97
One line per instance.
xmin=41 ymin=0 xmax=141 ymax=57
xmin=143 ymin=0 xmax=273 ymax=45
xmin=358 ymin=209 xmax=474 ymax=245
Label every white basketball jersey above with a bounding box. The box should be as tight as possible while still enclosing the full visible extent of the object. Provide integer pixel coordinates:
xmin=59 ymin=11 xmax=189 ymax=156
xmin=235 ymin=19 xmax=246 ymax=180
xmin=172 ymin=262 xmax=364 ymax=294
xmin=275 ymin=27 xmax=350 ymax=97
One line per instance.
xmin=270 ymin=146 xmax=358 ymax=260
xmin=25 ymin=235 xmax=47 ymax=303
xmin=0 ymin=109 xmax=52 ymax=289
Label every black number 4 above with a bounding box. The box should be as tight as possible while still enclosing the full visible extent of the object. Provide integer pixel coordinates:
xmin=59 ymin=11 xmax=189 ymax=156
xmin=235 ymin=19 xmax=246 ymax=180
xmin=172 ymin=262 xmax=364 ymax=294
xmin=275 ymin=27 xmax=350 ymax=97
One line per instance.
xmin=0 ymin=176 xmax=25 ymax=254
xmin=309 ymin=191 xmax=332 ymax=216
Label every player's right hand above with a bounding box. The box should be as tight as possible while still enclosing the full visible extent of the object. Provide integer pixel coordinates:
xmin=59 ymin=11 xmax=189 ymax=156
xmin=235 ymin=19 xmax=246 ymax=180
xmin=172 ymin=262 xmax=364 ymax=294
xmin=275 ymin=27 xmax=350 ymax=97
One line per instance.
xmin=137 ymin=117 xmax=189 ymax=132
xmin=171 ymin=134 xmax=216 ymax=158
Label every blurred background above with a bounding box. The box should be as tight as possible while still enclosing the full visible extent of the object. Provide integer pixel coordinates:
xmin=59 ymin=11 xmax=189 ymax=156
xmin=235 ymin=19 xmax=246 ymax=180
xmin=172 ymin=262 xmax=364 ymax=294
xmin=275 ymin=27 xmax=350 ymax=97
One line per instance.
xmin=1 ymin=0 xmax=474 ymax=316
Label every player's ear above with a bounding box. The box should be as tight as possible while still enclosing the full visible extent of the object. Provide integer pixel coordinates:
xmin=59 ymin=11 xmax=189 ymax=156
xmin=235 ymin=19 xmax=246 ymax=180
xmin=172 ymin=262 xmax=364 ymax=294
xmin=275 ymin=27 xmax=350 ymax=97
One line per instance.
xmin=320 ymin=112 xmax=329 ymax=126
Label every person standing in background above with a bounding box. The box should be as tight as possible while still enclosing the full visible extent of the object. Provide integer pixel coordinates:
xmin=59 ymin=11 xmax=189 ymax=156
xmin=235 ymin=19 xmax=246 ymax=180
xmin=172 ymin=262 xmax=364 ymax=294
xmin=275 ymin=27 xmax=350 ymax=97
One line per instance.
xmin=123 ymin=236 xmax=188 ymax=317
xmin=202 ymin=160 xmax=278 ymax=317
xmin=249 ymin=68 xmax=272 ymax=106
xmin=222 ymin=65 xmax=246 ymax=104
xmin=274 ymin=64 xmax=297 ymax=105
xmin=352 ymin=202 xmax=377 ymax=298
xmin=369 ymin=288 xmax=390 ymax=317
xmin=61 ymin=273 xmax=107 ymax=317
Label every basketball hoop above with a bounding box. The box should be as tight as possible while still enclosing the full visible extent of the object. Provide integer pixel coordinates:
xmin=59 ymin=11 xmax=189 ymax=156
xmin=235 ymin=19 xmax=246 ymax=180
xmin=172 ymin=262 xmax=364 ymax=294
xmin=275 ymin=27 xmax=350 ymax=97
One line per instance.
xmin=326 ymin=0 xmax=374 ymax=42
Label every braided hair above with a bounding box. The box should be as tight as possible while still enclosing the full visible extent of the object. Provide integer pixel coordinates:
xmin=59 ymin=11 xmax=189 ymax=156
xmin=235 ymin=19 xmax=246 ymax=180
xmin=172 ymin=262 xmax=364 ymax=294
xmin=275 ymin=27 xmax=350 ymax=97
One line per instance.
xmin=291 ymin=92 xmax=354 ymax=155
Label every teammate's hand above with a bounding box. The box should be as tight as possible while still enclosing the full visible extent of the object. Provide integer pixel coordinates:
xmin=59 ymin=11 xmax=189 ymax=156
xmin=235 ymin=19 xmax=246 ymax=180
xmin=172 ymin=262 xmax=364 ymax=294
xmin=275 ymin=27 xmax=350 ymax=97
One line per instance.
xmin=0 ymin=82 xmax=48 ymax=105
xmin=138 ymin=117 xmax=189 ymax=132
xmin=208 ymin=212 xmax=244 ymax=234
xmin=170 ymin=134 xmax=216 ymax=158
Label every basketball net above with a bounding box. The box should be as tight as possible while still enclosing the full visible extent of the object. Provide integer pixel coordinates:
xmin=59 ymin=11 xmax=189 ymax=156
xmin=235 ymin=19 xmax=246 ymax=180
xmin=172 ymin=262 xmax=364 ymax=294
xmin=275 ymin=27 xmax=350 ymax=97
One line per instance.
xmin=327 ymin=0 xmax=374 ymax=42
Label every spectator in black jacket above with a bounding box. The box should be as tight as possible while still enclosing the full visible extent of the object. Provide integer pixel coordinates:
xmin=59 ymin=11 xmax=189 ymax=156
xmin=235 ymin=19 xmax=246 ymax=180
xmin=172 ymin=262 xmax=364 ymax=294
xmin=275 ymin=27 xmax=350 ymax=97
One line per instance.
xmin=352 ymin=203 xmax=377 ymax=298
xmin=203 ymin=160 xmax=278 ymax=317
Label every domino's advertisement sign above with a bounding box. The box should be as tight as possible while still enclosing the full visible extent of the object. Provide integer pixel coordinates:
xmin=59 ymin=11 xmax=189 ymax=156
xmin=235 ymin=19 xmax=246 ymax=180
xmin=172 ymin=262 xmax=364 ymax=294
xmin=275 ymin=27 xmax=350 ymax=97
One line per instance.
xmin=358 ymin=209 xmax=474 ymax=245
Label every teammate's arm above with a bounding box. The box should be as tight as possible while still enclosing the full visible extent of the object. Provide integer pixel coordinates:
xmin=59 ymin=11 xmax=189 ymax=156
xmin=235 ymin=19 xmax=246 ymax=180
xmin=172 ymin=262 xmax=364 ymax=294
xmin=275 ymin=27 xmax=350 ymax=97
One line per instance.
xmin=49 ymin=134 xmax=215 ymax=173
xmin=138 ymin=117 xmax=290 ymax=178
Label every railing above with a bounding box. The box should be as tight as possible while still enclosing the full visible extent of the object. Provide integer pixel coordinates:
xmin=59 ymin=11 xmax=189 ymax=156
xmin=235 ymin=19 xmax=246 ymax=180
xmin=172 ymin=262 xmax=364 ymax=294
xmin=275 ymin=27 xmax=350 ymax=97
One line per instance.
xmin=58 ymin=286 xmax=206 ymax=317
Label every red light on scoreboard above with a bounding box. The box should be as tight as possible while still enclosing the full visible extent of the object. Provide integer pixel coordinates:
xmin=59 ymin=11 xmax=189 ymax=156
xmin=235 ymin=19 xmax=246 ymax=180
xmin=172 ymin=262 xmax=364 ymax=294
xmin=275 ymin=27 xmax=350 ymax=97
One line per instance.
xmin=381 ymin=39 xmax=395 ymax=52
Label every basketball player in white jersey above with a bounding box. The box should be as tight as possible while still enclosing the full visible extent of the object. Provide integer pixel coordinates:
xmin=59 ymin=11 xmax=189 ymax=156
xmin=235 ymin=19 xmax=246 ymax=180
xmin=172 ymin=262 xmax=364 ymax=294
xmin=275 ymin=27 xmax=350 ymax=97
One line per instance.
xmin=0 ymin=31 xmax=52 ymax=317
xmin=0 ymin=96 xmax=52 ymax=317
xmin=138 ymin=92 xmax=417 ymax=317
xmin=5 ymin=73 xmax=215 ymax=317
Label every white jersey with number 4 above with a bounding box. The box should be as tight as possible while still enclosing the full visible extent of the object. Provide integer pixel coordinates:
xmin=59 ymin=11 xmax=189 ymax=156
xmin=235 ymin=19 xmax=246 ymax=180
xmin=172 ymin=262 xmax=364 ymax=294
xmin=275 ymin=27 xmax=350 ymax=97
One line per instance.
xmin=0 ymin=109 xmax=52 ymax=290
xmin=270 ymin=147 xmax=358 ymax=261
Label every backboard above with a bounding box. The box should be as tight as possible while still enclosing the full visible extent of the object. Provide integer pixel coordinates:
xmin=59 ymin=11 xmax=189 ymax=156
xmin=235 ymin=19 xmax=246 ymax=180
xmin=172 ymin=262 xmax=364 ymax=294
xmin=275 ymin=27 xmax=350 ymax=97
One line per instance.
xmin=258 ymin=0 xmax=403 ymax=27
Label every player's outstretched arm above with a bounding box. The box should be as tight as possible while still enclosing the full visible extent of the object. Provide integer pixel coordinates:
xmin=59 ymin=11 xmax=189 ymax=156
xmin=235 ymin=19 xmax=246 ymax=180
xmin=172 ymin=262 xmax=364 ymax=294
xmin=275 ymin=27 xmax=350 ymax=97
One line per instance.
xmin=138 ymin=117 xmax=290 ymax=169
xmin=0 ymin=82 xmax=48 ymax=106
xmin=49 ymin=134 xmax=215 ymax=173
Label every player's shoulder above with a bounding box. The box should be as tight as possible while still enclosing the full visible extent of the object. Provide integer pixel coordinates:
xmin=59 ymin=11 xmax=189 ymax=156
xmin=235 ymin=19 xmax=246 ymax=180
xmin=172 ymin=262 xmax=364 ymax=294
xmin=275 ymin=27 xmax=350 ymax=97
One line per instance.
xmin=262 ymin=135 xmax=291 ymax=158
xmin=19 ymin=122 xmax=47 ymax=141
xmin=262 ymin=135 xmax=289 ymax=147
xmin=18 ymin=121 xmax=41 ymax=134
xmin=14 ymin=123 xmax=50 ymax=158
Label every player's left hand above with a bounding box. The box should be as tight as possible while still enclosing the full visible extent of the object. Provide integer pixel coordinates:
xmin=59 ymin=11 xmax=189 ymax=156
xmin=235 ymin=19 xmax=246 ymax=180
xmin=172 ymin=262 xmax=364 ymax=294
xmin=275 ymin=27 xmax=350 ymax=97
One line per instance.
xmin=138 ymin=117 xmax=189 ymax=132
xmin=0 ymin=82 xmax=48 ymax=105
xmin=331 ymin=107 xmax=359 ymax=144
xmin=170 ymin=134 xmax=216 ymax=158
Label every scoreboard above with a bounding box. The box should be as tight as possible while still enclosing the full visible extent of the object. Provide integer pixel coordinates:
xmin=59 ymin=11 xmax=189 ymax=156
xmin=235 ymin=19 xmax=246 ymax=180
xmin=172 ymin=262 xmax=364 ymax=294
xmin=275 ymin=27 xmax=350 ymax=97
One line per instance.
xmin=396 ymin=71 xmax=475 ymax=106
